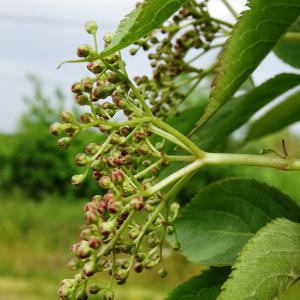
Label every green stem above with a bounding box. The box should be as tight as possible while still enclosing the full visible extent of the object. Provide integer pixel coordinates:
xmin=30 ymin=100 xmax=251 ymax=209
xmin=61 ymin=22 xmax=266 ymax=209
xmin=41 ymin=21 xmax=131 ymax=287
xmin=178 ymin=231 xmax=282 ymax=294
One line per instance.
xmin=221 ymin=0 xmax=239 ymax=19
xmin=204 ymin=153 xmax=300 ymax=170
xmin=282 ymin=32 xmax=300 ymax=42
xmin=151 ymin=117 xmax=206 ymax=158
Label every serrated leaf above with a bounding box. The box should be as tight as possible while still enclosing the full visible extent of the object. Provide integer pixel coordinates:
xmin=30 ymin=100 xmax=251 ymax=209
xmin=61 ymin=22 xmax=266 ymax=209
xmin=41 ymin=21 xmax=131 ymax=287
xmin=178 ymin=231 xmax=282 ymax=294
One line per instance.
xmin=191 ymin=0 xmax=300 ymax=135
xmin=191 ymin=73 xmax=300 ymax=151
xmin=218 ymin=218 xmax=300 ymax=300
xmin=166 ymin=267 xmax=230 ymax=300
xmin=175 ymin=178 xmax=300 ymax=265
xmin=245 ymin=90 xmax=300 ymax=143
xmin=274 ymin=19 xmax=300 ymax=68
xmin=100 ymin=0 xmax=187 ymax=57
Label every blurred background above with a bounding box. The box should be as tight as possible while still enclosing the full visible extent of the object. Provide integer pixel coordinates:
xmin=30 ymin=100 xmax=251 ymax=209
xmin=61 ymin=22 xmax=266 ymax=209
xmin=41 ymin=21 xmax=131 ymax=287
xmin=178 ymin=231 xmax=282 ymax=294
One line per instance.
xmin=0 ymin=0 xmax=299 ymax=299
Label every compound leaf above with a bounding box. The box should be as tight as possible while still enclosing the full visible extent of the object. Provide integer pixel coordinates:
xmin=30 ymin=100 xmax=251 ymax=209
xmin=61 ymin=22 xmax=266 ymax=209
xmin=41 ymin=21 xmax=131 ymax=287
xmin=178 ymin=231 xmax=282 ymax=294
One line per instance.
xmin=175 ymin=178 xmax=300 ymax=265
xmin=191 ymin=0 xmax=300 ymax=136
xmin=245 ymin=90 xmax=300 ymax=142
xmin=166 ymin=267 xmax=230 ymax=300
xmin=274 ymin=19 xmax=300 ymax=68
xmin=218 ymin=218 xmax=300 ymax=300
xmin=100 ymin=0 xmax=188 ymax=57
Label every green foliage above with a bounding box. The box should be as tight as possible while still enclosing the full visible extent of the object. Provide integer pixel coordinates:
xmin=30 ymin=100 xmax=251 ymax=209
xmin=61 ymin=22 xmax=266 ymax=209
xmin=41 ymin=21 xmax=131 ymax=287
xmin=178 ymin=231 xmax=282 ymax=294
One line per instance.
xmin=218 ymin=218 xmax=300 ymax=300
xmin=192 ymin=0 xmax=300 ymax=133
xmin=166 ymin=268 xmax=230 ymax=300
xmin=0 ymin=77 xmax=99 ymax=198
xmin=192 ymin=73 xmax=300 ymax=150
xmin=175 ymin=178 xmax=300 ymax=265
xmin=274 ymin=19 xmax=300 ymax=68
xmin=245 ymin=90 xmax=300 ymax=142
xmin=100 ymin=0 xmax=188 ymax=57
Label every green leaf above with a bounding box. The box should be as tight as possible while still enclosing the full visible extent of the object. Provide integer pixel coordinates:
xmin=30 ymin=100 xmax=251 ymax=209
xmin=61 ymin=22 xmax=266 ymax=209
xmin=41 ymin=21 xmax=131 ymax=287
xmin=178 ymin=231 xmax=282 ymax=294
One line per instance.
xmin=191 ymin=0 xmax=300 ymax=135
xmin=192 ymin=73 xmax=300 ymax=151
xmin=274 ymin=19 xmax=300 ymax=68
xmin=100 ymin=0 xmax=188 ymax=57
xmin=166 ymin=268 xmax=230 ymax=300
xmin=175 ymin=178 xmax=300 ymax=265
xmin=245 ymin=90 xmax=300 ymax=142
xmin=218 ymin=218 xmax=300 ymax=300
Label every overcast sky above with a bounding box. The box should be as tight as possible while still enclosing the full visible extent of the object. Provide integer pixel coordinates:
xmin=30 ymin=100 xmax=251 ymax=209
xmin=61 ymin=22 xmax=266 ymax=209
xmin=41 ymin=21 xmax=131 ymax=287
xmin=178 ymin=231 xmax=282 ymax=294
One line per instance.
xmin=0 ymin=0 xmax=298 ymax=133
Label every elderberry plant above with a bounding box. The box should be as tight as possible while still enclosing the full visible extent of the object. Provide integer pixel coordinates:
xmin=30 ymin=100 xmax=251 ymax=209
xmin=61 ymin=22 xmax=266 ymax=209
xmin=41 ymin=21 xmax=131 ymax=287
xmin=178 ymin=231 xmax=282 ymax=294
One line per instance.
xmin=50 ymin=0 xmax=300 ymax=299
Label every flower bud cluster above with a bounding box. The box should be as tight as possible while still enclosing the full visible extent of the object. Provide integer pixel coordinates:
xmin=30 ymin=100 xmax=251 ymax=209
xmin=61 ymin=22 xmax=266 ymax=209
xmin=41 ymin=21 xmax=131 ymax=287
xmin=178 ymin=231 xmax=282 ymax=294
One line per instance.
xmin=130 ymin=0 xmax=222 ymax=118
xmin=52 ymin=21 xmax=183 ymax=300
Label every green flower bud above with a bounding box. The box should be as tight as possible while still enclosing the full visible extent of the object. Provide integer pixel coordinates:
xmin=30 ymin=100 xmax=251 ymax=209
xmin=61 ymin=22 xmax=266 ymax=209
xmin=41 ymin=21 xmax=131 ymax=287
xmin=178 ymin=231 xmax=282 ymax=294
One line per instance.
xmin=49 ymin=122 xmax=64 ymax=136
xmin=170 ymin=202 xmax=180 ymax=214
xmin=128 ymin=228 xmax=139 ymax=239
xmin=130 ymin=48 xmax=138 ymax=55
xmin=83 ymin=260 xmax=97 ymax=277
xmin=172 ymin=241 xmax=181 ymax=251
xmin=80 ymin=77 xmax=94 ymax=92
xmin=58 ymin=278 xmax=75 ymax=299
xmin=129 ymin=196 xmax=144 ymax=211
xmin=166 ymin=225 xmax=174 ymax=235
xmin=71 ymin=240 xmax=92 ymax=258
xmin=75 ymin=153 xmax=91 ymax=166
xmin=87 ymin=59 xmax=105 ymax=74
xmin=99 ymin=176 xmax=114 ymax=189
xmin=135 ymin=252 xmax=146 ymax=262
xmin=88 ymin=284 xmax=101 ymax=295
xmin=85 ymin=143 xmax=100 ymax=155
xmin=103 ymin=290 xmax=114 ymax=300
xmin=77 ymin=44 xmax=92 ymax=58
xmin=75 ymin=290 xmax=88 ymax=300
xmin=67 ymin=257 xmax=81 ymax=271
xmin=76 ymin=94 xmax=90 ymax=106
xmin=71 ymin=174 xmax=86 ymax=186
xmin=80 ymin=112 xmax=93 ymax=123
xmin=99 ymin=219 xmax=115 ymax=236
xmin=71 ymin=82 xmax=84 ymax=94
xmin=57 ymin=137 xmax=73 ymax=149
xmin=85 ymin=210 xmax=98 ymax=224
xmin=85 ymin=21 xmax=98 ymax=35
xmin=158 ymin=268 xmax=168 ymax=278
xmin=103 ymin=32 xmax=114 ymax=44
xmin=114 ymin=269 xmax=128 ymax=285
xmin=60 ymin=111 xmax=76 ymax=123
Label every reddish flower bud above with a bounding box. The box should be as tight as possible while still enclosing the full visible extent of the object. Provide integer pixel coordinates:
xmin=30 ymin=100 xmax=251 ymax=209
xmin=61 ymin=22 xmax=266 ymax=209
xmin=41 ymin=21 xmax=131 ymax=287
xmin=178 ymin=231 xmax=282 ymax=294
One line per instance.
xmin=129 ymin=196 xmax=144 ymax=210
xmin=60 ymin=111 xmax=76 ymax=123
xmin=57 ymin=137 xmax=73 ymax=149
xmin=99 ymin=220 xmax=115 ymax=236
xmin=99 ymin=176 xmax=114 ymax=189
xmin=110 ymin=170 xmax=124 ymax=184
xmin=107 ymin=200 xmax=121 ymax=214
xmin=83 ymin=260 xmax=97 ymax=277
xmin=88 ymin=236 xmax=101 ymax=249
xmin=49 ymin=122 xmax=64 ymax=136
xmin=77 ymin=44 xmax=92 ymax=58
xmin=85 ymin=210 xmax=98 ymax=224
xmin=71 ymin=240 xmax=92 ymax=258
xmin=71 ymin=82 xmax=84 ymax=94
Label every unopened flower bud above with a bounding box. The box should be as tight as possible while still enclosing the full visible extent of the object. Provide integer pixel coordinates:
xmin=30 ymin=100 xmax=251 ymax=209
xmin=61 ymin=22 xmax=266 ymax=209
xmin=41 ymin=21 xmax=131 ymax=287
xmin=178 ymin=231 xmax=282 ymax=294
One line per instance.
xmin=83 ymin=260 xmax=97 ymax=277
xmin=57 ymin=137 xmax=73 ymax=149
xmin=172 ymin=241 xmax=181 ymax=251
xmin=60 ymin=111 xmax=75 ymax=123
xmin=75 ymin=289 xmax=88 ymax=300
xmin=67 ymin=257 xmax=81 ymax=271
xmin=110 ymin=170 xmax=123 ymax=184
xmin=80 ymin=77 xmax=94 ymax=92
xmin=99 ymin=176 xmax=114 ymax=189
xmin=49 ymin=122 xmax=64 ymax=136
xmin=134 ymin=262 xmax=143 ymax=273
xmin=71 ymin=173 xmax=86 ymax=186
xmin=87 ymin=59 xmax=105 ymax=74
xmin=103 ymin=290 xmax=114 ymax=300
xmin=85 ymin=143 xmax=100 ymax=155
xmin=107 ymin=200 xmax=121 ymax=214
xmin=128 ymin=228 xmax=139 ymax=239
xmin=100 ymin=220 xmax=115 ymax=236
xmin=75 ymin=153 xmax=91 ymax=166
xmin=103 ymin=32 xmax=114 ymax=44
xmin=130 ymin=48 xmax=138 ymax=55
xmin=158 ymin=268 xmax=168 ymax=278
xmin=130 ymin=196 xmax=144 ymax=210
xmin=71 ymin=82 xmax=84 ymax=94
xmin=114 ymin=269 xmax=128 ymax=285
xmin=71 ymin=240 xmax=92 ymax=258
xmin=85 ymin=21 xmax=98 ymax=35
xmin=77 ymin=44 xmax=92 ymax=57
xmin=88 ymin=236 xmax=101 ymax=249
xmin=80 ymin=112 xmax=93 ymax=123
xmin=76 ymin=94 xmax=90 ymax=106
xmin=88 ymin=284 xmax=101 ymax=295
xmin=85 ymin=210 xmax=98 ymax=224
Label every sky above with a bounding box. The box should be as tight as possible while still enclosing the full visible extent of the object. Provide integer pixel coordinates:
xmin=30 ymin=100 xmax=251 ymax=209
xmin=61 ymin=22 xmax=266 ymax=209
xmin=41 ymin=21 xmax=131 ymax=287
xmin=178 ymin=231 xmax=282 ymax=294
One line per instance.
xmin=0 ymin=0 xmax=298 ymax=133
